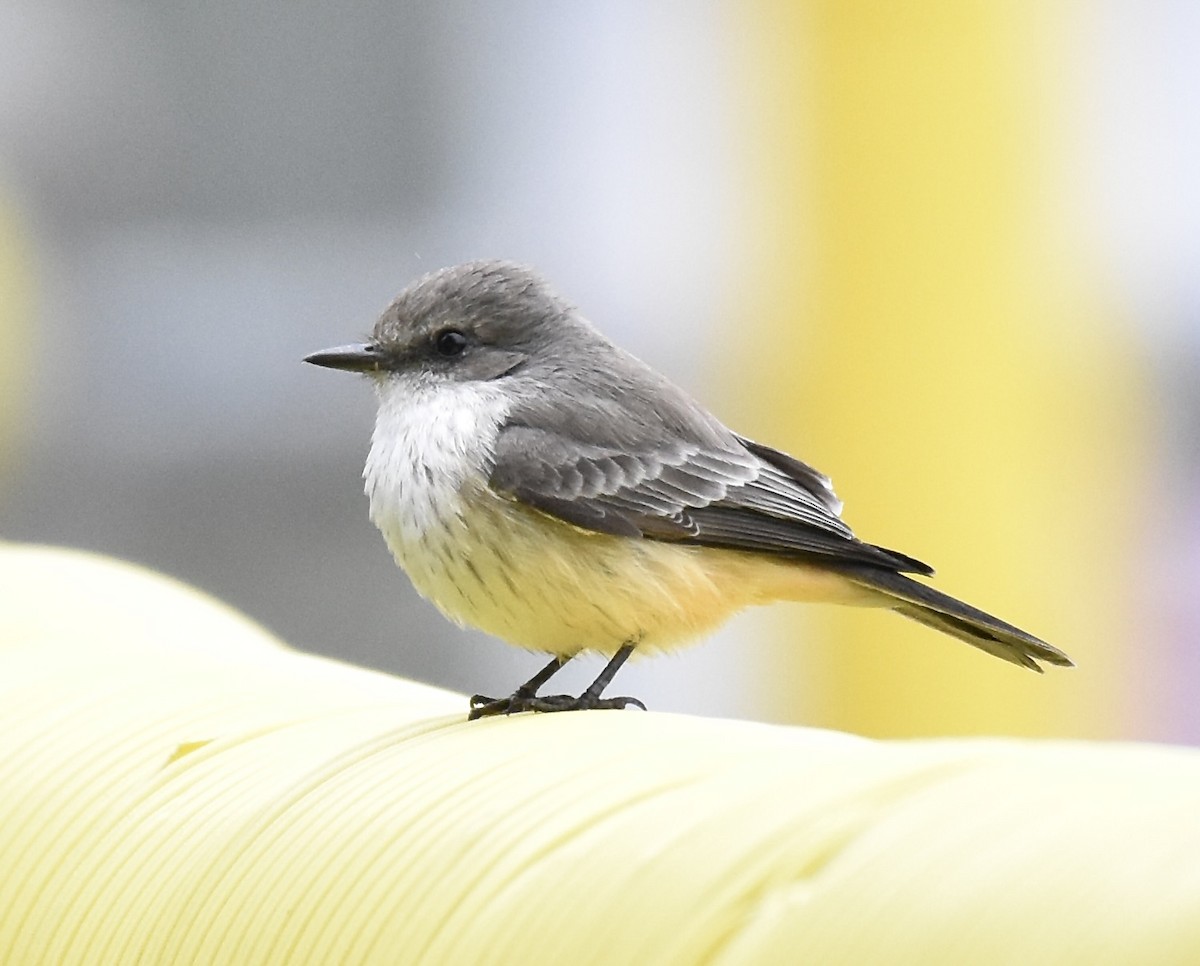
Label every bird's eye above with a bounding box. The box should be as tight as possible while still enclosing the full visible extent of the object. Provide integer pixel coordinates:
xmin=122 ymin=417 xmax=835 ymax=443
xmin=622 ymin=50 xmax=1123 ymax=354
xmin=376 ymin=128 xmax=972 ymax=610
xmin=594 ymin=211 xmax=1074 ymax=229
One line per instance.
xmin=434 ymin=329 xmax=468 ymax=357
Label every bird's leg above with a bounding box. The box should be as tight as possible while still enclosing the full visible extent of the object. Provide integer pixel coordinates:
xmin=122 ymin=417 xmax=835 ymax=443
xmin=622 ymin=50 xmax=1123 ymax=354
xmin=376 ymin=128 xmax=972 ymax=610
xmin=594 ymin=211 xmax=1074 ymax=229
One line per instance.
xmin=566 ymin=643 xmax=646 ymax=711
xmin=468 ymin=655 xmax=569 ymax=720
xmin=467 ymin=644 xmax=646 ymax=719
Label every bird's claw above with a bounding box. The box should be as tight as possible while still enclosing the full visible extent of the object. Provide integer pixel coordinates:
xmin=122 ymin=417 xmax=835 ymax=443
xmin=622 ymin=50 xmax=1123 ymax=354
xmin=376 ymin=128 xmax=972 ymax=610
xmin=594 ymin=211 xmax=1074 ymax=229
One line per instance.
xmin=467 ymin=691 xmax=646 ymax=720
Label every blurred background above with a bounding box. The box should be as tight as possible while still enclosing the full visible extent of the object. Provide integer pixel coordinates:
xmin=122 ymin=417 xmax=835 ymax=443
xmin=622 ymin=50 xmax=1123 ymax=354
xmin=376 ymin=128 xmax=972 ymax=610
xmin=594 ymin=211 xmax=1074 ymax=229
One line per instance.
xmin=0 ymin=1 xmax=1196 ymax=740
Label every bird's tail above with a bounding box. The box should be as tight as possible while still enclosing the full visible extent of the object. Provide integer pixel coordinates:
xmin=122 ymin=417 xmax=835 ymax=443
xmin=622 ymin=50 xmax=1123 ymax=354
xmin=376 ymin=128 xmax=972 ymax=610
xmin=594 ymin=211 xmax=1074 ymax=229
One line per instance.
xmin=834 ymin=565 xmax=1073 ymax=672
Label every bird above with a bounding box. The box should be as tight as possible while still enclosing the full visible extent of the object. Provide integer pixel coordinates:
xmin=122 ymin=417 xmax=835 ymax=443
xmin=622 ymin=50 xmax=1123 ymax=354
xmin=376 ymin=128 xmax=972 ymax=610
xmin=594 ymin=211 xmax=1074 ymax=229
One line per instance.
xmin=305 ymin=260 xmax=1071 ymax=719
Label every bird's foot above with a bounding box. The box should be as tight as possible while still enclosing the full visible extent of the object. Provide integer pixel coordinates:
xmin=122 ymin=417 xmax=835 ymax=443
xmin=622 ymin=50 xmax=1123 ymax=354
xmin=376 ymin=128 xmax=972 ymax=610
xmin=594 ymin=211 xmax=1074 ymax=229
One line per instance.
xmin=467 ymin=691 xmax=646 ymax=720
xmin=468 ymin=643 xmax=643 ymax=720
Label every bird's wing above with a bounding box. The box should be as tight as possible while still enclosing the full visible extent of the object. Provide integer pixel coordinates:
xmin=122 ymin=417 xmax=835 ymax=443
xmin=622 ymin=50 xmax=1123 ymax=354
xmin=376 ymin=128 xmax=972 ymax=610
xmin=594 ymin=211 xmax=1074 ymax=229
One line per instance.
xmin=487 ymin=421 xmax=933 ymax=575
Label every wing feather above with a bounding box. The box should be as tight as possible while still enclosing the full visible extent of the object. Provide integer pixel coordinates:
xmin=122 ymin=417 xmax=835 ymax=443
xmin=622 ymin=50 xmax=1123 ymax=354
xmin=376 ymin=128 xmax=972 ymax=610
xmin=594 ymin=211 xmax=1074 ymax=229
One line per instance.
xmin=488 ymin=421 xmax=933 ymax=575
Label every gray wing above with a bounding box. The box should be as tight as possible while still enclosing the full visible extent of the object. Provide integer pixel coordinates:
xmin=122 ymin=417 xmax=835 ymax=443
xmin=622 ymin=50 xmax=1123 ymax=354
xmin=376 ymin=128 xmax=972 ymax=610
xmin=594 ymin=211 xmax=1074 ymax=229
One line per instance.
xmin=488 ymin=422 xmax=933 ymax=576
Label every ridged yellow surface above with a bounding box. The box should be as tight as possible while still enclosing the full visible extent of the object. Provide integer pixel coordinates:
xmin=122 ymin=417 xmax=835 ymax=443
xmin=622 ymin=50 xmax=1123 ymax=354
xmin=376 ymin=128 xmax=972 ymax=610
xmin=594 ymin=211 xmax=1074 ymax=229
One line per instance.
xmin=3 ymin=543 xmax=1200 ymax=965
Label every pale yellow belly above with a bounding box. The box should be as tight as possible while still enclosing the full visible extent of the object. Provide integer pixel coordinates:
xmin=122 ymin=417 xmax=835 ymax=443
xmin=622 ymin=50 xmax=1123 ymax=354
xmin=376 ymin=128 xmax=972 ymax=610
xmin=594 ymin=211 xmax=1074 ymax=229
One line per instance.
xmin=381 ymin=486 xmax=878 ymax=657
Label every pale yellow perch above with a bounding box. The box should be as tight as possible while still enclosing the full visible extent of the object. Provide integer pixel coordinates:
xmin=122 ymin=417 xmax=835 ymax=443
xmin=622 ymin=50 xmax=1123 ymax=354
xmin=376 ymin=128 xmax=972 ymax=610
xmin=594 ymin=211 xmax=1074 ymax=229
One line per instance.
xmin=1 ymin=542 xmax=1197 ymax=965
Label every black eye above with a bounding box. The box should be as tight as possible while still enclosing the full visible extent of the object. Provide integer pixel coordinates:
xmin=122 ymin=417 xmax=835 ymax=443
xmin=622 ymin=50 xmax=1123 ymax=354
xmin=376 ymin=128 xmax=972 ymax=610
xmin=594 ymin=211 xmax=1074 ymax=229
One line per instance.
xmin=434 ymin=329 xmax=468 ymax=357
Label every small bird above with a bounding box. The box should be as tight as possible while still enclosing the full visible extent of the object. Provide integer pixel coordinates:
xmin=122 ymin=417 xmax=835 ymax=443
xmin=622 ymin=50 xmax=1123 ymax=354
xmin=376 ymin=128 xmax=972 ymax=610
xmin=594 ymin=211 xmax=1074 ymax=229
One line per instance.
xmin=306 ymin=260 xmax=1071 ymax=719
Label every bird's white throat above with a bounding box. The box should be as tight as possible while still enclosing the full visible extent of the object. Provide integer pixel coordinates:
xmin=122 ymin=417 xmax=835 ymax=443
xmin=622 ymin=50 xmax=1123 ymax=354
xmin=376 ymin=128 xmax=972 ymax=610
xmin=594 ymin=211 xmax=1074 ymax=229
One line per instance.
xmin=363 ymin=375 xmax=512 ymax=547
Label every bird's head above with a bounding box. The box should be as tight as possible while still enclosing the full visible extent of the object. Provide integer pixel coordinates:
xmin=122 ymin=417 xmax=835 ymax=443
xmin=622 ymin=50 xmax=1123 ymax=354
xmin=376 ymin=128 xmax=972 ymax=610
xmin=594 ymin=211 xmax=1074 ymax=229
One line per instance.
xmin=304 ymin=260 xmax=580 ymax=389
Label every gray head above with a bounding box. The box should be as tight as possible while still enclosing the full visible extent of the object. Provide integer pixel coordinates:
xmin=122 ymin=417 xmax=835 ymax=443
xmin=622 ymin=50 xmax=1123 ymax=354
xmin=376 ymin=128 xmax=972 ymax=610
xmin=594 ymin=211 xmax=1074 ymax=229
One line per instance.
xmin=304 ymin=260 xmax=598 ymax=386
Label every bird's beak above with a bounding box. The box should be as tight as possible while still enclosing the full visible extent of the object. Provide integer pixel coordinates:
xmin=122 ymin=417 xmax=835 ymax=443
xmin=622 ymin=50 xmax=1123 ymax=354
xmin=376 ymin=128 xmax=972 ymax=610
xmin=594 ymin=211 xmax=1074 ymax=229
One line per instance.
xmin=303 ymin=343 xmax=388 ymax=373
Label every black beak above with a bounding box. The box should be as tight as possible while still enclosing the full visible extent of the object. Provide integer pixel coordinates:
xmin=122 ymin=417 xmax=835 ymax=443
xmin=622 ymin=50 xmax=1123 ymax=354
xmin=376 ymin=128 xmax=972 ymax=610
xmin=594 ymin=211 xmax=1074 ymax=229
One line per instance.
xmin=303 ymin=343 xmax=388 ymax=373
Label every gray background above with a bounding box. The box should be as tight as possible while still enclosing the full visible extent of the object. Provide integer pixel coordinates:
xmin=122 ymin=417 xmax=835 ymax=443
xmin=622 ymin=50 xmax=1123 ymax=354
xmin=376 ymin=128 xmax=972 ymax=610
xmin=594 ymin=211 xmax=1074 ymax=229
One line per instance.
xmin=1 ymin=1 xmax=1197 ymax=726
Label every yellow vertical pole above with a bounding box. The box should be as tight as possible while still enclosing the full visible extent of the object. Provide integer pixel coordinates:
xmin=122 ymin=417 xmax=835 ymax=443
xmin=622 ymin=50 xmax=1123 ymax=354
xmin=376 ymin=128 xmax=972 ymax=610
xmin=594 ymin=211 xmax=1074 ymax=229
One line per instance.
xmin=731 ymin=2 xmax=1146 ymax=737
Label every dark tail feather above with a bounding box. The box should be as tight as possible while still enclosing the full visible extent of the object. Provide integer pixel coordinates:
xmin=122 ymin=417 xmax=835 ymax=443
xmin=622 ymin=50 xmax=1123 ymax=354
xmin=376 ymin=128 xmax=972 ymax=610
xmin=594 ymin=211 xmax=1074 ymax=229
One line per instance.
xmin=835 ymin=566 xmax=1073 ymax=672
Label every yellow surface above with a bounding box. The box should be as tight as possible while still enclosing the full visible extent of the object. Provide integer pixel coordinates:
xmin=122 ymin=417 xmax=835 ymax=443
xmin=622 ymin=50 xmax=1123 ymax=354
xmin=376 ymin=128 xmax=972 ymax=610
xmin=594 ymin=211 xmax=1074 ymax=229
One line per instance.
xmin=733 ymin=2 xmax=1144 ymax=737
xmin=3 ymin=543 xmax=1200 ymax=965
